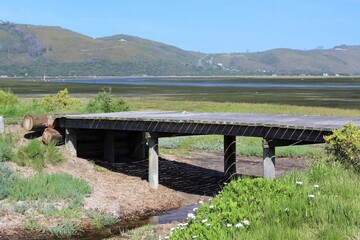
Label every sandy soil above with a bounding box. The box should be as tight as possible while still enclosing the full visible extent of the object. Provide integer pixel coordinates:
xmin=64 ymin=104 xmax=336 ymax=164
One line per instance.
xmin=0 ymin=124 xmax=311 ymax=239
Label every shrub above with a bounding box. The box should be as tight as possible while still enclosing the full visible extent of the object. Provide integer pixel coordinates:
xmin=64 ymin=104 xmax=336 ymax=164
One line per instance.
xmin=42 ymin=88 xmax=83 ymax=112
xmin=0 ymin=163 xmax=18 ymax=200
xmin=14 ymin=140 xmax=64 ymax=171
xmin=86 ymin=88 xmax=131 ymax=113
xmin=324 ymin=122 xmax=360 ymax=172
xmin=0 ymin=90 xmax=19 ymax=106
xmin=0 ymin=134 xmax=14 ymax=162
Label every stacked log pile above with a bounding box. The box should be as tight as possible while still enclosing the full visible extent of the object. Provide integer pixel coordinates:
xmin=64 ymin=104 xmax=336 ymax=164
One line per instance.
xmin=23 ymin=114 xmax=64 ymax=145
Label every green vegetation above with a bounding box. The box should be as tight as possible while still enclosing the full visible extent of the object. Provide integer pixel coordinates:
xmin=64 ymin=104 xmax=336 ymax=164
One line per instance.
xmin=160 ymin=135 xmax=321 ymax=158
xmin=14 ymin=140 xmax=64 ymax=171
xmin=9 ymin=173 xmax=91 ymax=201
xmin=42 ymin=88 xmax=82 ymax=112
xmin=0 ymin=133 xmax=14 ymax=162
xmin=0 ymin=163 xmax=18 ymax=200
xmin=47 ymin=220 xmax=80 ymax=238
xmin=86 ymin=88 xmax=131 ymax=113
xmin=325 ymin=122 xmax=360 ymax=172
xmin=169 ymin=159 xmax=360 ymax=239
xmin=87 ymin=210 xmax=118 ymax=229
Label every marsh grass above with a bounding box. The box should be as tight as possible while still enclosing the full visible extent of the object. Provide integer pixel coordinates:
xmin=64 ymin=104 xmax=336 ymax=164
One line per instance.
xmin=170 ymin=158 xmax=360 ymax=239
xmin=0 ymin=134 xmax=14 ymax=162
xmin=87 ymin=210 xmax=118 ymax=229
xmin=160 ymin=136 xmax=322 ymax=158
xmin=14 ymin=140 xmax=64 ymax=171
xmin=0 ymin=163 xmax=18 ymax=200
xmin=9 ymin=173 xmax=92 ymax=201
xmin=48 ymin=220 xmax=80 ymax=238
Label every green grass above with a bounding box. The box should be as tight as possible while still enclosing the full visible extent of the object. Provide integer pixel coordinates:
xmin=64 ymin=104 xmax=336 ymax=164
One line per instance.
xmin=87 ymin=210 xmax=118 ymax=229
xmin=9 ymin=173 xmax=92 ymax=201
xmin=14 ymin=140 xmax=64 ymax=171
xmin=160 ymin=135 xmax=322 ymax=158
xmin=47 ymin=220 xmax=80 ymax=238
xmin=0 ymin=163 xmax=18 ymax=200
xmin=0 ymin=134 xmax=14 ymax=162
xmin=169 ymin=159 xmax=360 ymax=239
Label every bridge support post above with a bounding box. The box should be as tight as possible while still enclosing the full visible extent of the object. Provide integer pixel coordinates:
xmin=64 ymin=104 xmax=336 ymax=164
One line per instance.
xmin=134 ymin=131 xmax=147 ymax=161
xmin=224 ymin=135 xmax=237 ymax=179
xmin=0 ymin=116 xmax=4 ymax=134
xmin=104 ymin=130 xmax=115 ymax=162
xmin=65 ymin=128 xmax=77 ymax=157
xmin=147 ymin=133 xmax=159 ymax=189
xmin=263 ymin=139 xmax=275 ymax=178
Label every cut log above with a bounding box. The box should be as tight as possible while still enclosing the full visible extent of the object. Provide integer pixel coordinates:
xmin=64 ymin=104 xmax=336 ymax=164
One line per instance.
xmin=23 ymin=115 xmax=55 ymax=131
xmin=42 ymin=128 xmax=64 ymax=145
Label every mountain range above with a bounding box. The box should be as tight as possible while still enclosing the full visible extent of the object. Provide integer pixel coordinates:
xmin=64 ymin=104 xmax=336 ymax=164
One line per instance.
xmin=0 ymin=21 xmax=359 ymax=77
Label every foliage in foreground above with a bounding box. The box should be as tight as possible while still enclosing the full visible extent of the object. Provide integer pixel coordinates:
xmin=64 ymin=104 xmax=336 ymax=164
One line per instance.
xmin=0 ymin=163 xmax=18 ymax=200
xmin=324 ymin=122 xmax=360 ymax=172
xmin=169 ymin=160 xmax=360 ymax=239
xmin=14 ymin=140 xmax=64 ymax=171
xmin=42 ymin=88 xmax=83 ymax=112
xmin=0 ymin=133 xmax=14 ymax=162
xmin=86 ymin=87 xmax=131 ymax=113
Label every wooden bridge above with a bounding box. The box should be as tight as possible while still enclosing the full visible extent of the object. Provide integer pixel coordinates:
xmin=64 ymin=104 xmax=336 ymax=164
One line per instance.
xmin=56 ymin=111 xmax=360 ymax=189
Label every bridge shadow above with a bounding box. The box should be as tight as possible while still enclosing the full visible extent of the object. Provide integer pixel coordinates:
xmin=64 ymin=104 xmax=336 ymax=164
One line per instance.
xmin=95 ymin=157 xmax=233 ymax=196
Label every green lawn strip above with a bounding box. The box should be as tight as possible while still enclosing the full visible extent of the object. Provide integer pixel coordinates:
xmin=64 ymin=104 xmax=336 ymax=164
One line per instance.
xmin=160 ymin=136 xmax=321 ymax=158
xmin=169 ymin=160 xmax=360 ymax=239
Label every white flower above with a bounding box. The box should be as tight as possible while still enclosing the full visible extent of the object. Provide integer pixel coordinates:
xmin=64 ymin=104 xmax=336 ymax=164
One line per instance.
xmin=296 ymin=181 xmax=303 ymax=185
xmin=187 ymin=213 xmax=196 ymax=219
xmin=314 ymin=184 xmax=320 ymax=188
xmin=285 ymin=207 xmax=289 ymax=212
xmin=224 ymin=182 xmax=228 ymax=185
xmin=193 ymin=207 xmax=198 ymax=212
xmin=164 ymin=236 xmax=169 ymax=239
xmin=242 ymin=219 xmax=250 ymax=226
xmin=201 ymin=219 xmax=208 ymax=223
xmin=227 ymin=223 xmax=232 ymax=227
xmin=170 ymin=227 xmax=175 ymax=231
xmin=308 ymin=194 xmax=315 ymax=198
xmin=199 ymin=200 xmax=204 ymax=204
xmin=209 ymin=205 xmax=215 ymax=209
xmin=236 ymin=223 xmax=244 ymax=228
xmin=192 ymin=236 xmax=198 ymax=239
xmin=206 ymin=223 xmax=211 ymax=226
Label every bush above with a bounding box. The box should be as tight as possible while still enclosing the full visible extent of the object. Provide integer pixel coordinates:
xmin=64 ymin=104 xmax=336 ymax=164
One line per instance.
xmin=86 ymin=88 xmax=131 ymax=113
xmin=42 ymin=88 xmax=83 ymax=112
xmin=0 ymin=134 xmax=14 ymax=162
xmin=324 ymin=122 xmax=360 ymax=172
xmin=14 ymin=140 xmax=64 ymax=171
xmin=48 ymin=220 xmax=79 ymax=238
xmin=0 ymin=90 xmax=19 ymax=106
xmin=0 ymin=163 xmax=18 ymax=200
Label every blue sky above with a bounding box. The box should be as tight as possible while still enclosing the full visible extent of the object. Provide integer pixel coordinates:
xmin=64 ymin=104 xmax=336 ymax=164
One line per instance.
xmin=0 ymin=0 xmax=359 ymax=53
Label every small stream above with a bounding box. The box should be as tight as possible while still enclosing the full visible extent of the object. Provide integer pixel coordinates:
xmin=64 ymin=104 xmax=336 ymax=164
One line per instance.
xmin=74 ymin=203 xmax=200 ymax=239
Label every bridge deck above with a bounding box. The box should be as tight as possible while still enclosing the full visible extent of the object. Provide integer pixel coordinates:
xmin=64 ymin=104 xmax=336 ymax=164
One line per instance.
xmin=57 ymin=111 xmax=360 ymax=189
xmin=59 ymin=111 xmax=360 ymax=143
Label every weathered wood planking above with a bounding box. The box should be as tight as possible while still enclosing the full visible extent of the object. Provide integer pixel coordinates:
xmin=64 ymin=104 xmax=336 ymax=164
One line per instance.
xmin=58 ymin=111 xmax=360 ymax=143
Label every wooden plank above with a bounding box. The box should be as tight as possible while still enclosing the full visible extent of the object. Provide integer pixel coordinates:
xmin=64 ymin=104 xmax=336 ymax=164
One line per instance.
xmin=104 ymin=131 xmax=115 ymax=163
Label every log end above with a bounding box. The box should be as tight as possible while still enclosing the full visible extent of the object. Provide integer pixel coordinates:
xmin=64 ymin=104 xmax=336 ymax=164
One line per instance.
xmin=23 ymin=115 xmax=33 ymax=131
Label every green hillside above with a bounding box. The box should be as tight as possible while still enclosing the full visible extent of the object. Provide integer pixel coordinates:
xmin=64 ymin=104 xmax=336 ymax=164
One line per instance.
xmin=0 ymin=21 xmax=359 ymax=76
xmin=209 ymin=46 xmax=360 ymax=75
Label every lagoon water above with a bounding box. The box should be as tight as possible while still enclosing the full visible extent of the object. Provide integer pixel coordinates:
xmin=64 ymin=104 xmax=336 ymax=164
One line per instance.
xmin=53 ymin=78 xmax=360 ymax=89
